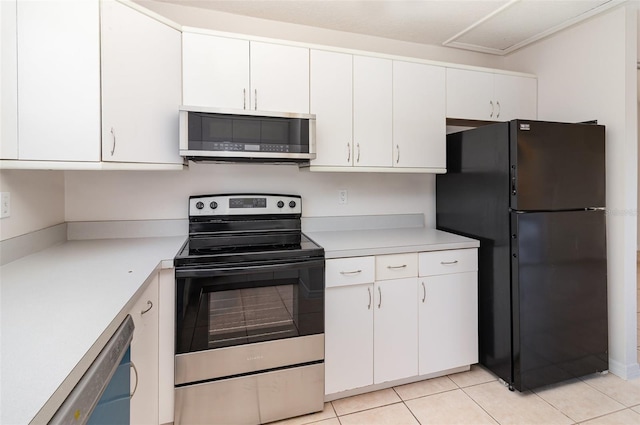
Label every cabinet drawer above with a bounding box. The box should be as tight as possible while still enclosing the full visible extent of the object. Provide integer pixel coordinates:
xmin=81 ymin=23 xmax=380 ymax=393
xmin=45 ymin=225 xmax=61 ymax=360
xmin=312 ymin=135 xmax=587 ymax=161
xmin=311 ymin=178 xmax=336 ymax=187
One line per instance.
xmin=326 ymin=256 xmax=375 ymax=288
xmin=375 ymin=253 xmax=418 ymax=281
xmin=419 ymin=249 xmax=477 ymax=277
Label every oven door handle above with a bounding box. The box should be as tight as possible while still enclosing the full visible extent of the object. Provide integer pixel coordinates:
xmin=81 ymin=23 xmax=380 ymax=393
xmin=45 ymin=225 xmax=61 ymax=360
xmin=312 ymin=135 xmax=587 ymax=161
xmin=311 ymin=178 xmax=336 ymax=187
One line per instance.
xmin=175 ymin=259 xmax=325 ymax=278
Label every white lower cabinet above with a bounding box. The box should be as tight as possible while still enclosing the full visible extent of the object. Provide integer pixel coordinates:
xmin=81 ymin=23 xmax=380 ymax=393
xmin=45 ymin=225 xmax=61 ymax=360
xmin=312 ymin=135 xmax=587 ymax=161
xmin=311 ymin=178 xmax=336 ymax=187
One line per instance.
xmin=325 ymin=282 xmax=374 ymax=394
xmin=418 ymin=249 xmax=479 ymax=375
xmin=418 ymin=272 xmax=478 ymax=375
xmin=325 ymin=249 xmax=478 ymax=397
xmin=373 ymin=277 xmax=418 ymax=383
xmin=129 ymin=273 xmax=160 ymax=425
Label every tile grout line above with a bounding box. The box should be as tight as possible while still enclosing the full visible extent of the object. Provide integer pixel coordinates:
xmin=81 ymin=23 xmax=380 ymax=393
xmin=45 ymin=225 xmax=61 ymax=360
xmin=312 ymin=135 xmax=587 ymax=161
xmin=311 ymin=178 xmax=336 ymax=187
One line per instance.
xmin=391 ymin=386 xmax=423 ymax=425
xmin=527 ymin=386 xmax=582 ymax=424
xmin=459 ymin=384 xmax=504 ymax=425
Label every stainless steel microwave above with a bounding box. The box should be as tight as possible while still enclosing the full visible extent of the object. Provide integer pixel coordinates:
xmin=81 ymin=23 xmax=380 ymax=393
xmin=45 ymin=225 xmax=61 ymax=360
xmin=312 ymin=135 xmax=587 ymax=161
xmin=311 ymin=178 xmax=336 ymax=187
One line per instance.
xmin=179 ymin=106 xmax=316 ymax=164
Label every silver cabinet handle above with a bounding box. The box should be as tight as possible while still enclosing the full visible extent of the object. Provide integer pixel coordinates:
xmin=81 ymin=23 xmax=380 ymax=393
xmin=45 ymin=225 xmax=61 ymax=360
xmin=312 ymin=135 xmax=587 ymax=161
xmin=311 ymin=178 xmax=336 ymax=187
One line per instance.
xmin=489 ymin=100 xmax=494 ymax=118
xmin=367 ymin=287 xmax=372 ymax=310
xmin=243 ymin=88 xmax=246 ymax=110
xmin=378 ymin=286 xmax=382 ymax=309
xmin=440 ymin=260 xmax=459 ymax=265
xmin=340 ymin=269 xmax=362 ymax=275
xmin=496 ymin=101 xmax=501 ymax=118
xmin=356 ymin=143 xmax=361 ymax=163
xmin=422 ymin=281 xmax=426 ymax=303
xmin=387 ymin=264 xmax=407 ymax=269
xmin=396 ymin=144 xmax=400 ymax=164
xmin=110 ymin=127 xmax=116 ymax=156
xmin=254 ymin=89 xmax=258 ymax=110
xmin=347 ymin=143 xmax=351 ymax=163
xmin=141 ymin=300 xmax=153 ymax=315
xmin=130 ymin=361 xmax=139 ymax=398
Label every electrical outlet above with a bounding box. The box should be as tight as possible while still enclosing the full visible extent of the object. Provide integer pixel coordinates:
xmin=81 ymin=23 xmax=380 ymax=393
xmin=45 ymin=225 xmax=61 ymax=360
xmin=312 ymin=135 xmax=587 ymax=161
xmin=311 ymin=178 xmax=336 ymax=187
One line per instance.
xmin=338 ymin=189 xmax=348 ymax=205
xmin=1 ymin=192 xmax=10 ymax=218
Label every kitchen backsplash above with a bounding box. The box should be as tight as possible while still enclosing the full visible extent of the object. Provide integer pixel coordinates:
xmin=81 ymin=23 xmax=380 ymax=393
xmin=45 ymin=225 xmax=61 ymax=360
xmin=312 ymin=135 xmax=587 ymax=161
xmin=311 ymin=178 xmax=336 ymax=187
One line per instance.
xmin=64 ymin=162 xmax=436 ymax=224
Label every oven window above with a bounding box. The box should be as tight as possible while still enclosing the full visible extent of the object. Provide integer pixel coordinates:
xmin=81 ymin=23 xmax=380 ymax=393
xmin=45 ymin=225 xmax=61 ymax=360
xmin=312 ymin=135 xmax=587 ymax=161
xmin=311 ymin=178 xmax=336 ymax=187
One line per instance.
xmin=176 ymin=262 xmax=324 ymax=354
xmin=207 ymin=285 xmax=296 ymax=348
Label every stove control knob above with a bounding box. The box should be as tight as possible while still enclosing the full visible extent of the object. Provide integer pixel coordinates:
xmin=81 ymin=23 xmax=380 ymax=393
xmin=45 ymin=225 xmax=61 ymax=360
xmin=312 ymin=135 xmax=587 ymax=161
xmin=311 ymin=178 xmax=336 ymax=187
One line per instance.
xmin=277 ymin=201 xmax=285 ymax=208
xmin=289 ymin=201 xmax=296 ymax=208
xmin=195 ymin=201 xmax=204 ymax=210
xmin=210 ymin=201 xmax=218 ymax=210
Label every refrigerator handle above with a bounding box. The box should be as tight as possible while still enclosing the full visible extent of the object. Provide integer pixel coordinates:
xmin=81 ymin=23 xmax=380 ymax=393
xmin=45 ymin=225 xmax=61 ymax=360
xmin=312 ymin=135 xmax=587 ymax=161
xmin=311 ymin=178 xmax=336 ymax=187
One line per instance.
xmin=511 ymin=166 xmax=517 ymax=195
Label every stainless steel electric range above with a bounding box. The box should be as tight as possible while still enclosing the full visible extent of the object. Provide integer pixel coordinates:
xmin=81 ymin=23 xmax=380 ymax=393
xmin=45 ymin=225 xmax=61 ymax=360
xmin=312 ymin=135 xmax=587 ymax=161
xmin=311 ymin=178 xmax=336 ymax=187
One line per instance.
xmin=173 ymin=194 xmax=325 ymax=425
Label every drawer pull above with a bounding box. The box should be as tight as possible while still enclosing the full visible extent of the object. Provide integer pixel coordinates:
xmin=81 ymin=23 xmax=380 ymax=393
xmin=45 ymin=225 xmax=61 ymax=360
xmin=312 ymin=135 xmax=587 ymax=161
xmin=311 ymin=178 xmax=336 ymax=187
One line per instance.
xmin=440 ymin=260 xmax=459 ymax=265
xmin=387 ymin=264 xmax=407 ymax=270
xmin=340 ymin=269 xmax=362 ymax=275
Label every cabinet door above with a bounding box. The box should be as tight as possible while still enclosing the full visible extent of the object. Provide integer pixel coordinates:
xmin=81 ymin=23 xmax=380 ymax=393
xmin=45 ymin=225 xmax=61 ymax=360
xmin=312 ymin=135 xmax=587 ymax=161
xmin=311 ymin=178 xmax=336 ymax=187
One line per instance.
xmin=17 ymin=0 xmax=101 ymax=161
xmin=418 ymin=272 xmax=478 ymax=375
xmin=1 ymin=0 xmax=18 ymax=159
xmin=325 ymin=284 xmax=374 ymax=394
xmin=393 ymin=61 xmax=446 ymax=169
xmin=494 ymin=74 xmax=537 ymax=121
xmin=101 ymin=0 xmax=182 ymax=164
xmin=250 ymin=41 xmax=309 ymax=113
xmin=130 ymin=275 xmax=160 ymax=425
xmin=446 ymin=68 xmax=494 ymax=121
xmin=182 ymin=33 xmax=250 ymax=109
xmin=310 ymin=50 xmax=353 ymax=167
xmin=353 ymin=56 xmax=392 ymax=167
xmin=374 ymin=278 xmax=418 ymax=384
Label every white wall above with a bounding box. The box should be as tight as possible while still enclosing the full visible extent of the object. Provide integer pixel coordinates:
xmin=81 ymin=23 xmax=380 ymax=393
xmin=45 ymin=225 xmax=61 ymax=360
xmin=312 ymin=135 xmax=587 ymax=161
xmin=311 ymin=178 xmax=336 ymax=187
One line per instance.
xmin=0 ymin=170 xmax=65 ymax=241
xmin=134 ymin=0 xmax=503 ymax=69
xmin=64 ymin=163 xmax=436 ymax=224
xmin=505 ymin=5 xmax=638 ymax=379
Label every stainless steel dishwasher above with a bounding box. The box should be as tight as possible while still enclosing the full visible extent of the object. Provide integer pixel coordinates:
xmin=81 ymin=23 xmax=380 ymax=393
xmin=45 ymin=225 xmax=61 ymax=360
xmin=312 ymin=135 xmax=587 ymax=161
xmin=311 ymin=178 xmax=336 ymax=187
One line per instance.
xmin=49 ymin=315 xmax=135 ymax=425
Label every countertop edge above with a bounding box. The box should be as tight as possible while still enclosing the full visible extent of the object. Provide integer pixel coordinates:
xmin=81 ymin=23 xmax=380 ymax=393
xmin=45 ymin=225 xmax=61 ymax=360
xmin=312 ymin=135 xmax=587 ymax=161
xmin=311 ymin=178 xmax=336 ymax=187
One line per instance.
xmin=29 ymin=263 xmax=164 ymax=425
xmin=323 ymin=240 xmax=479 ymax=259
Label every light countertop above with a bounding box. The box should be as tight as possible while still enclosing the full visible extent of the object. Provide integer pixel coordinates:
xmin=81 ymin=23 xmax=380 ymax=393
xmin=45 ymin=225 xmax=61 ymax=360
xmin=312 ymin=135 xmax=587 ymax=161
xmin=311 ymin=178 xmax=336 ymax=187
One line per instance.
xmin=305 ymin=227 xmax=479 ymax=258
xmin=0 ymin=236 xmax=185 ymax=425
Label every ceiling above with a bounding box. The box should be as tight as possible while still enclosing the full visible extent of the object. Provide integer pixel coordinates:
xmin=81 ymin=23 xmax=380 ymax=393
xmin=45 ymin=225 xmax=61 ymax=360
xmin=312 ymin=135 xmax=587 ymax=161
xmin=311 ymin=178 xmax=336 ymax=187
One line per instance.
xmin=154 ymin=0 xmax=623 ymax=55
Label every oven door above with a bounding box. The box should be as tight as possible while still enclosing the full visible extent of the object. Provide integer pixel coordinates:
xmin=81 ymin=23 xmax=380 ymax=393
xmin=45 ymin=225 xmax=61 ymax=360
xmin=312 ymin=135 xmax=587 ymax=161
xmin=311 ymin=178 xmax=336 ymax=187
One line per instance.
xmin=175 ymin=259 xmax=324 ymax=384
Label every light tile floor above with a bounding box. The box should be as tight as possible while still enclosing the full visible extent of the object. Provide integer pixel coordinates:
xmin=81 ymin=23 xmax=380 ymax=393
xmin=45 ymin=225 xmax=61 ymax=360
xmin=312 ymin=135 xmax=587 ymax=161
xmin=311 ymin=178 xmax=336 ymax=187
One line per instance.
xmin=270 ymin=366 xmax=640 ymax=425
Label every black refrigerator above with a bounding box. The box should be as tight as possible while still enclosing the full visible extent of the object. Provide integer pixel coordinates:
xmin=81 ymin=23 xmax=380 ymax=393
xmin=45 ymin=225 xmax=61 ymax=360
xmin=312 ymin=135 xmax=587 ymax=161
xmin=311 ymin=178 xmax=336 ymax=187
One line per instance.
xmin=436 ymin=120 xmax=608 ymax=391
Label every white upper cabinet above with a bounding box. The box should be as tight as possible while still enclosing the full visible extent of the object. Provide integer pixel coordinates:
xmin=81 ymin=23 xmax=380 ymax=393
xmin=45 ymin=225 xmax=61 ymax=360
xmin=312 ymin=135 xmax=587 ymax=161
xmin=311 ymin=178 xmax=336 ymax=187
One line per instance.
xmin=446 ymin=68 xmax=494 ymax=121
xmin=101 ymin=0 xmax=182 ymax=164
xmin=310 ymin=50 xmax=353 ymax=167
xmin=353 ymin=56 xmax=393 ymax=167
xmin=182 ymin=33 xmax=250 ymax=109
xmin=1 ymin=0 xmax=18 ymax=159
xmin=493 ymin=73 xmax=537 ymax=121
xmin=446 ymin=68 xmax=537 ymax=121
xmin=182 ymin=33 xmax=309 ymax=114
xmin=16 ymin=0 xmax=101 ymax=161
xmin=311 ymin=53 xmax=448 ymax=172
xmin=250 ymin=41 xmax=309 ymax=114
xmin=392 ymin=61 xmax=446 ymax=169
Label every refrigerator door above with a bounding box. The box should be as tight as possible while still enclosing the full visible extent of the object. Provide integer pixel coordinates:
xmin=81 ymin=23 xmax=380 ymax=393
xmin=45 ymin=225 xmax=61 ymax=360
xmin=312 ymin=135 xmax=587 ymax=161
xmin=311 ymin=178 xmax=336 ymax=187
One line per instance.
xmin=510 ymin=120 xmax=605 ymax=211
xmin=510 ymin=210 xmax=607 ymax=391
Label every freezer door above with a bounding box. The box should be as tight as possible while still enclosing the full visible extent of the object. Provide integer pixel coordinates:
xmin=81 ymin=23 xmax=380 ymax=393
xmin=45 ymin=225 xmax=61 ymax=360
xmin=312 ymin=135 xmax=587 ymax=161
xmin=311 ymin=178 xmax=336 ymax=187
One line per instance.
xmin=510 ymin=120 xmax=605 ymax=211
xmin=510 ymin=210 xmax=607 ymax=391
